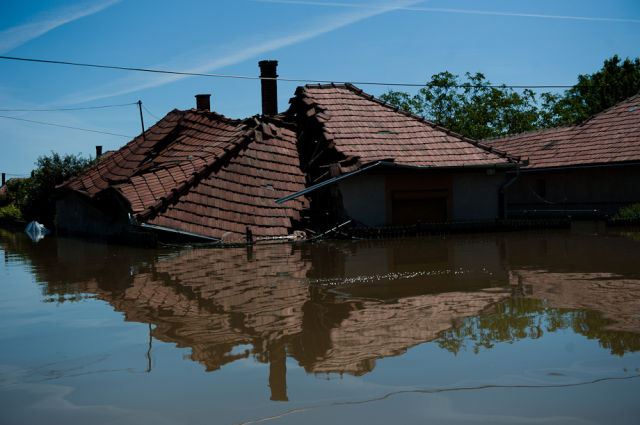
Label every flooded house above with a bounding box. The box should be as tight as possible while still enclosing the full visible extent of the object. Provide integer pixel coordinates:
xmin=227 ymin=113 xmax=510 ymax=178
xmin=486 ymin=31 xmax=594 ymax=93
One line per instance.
xmin=280 ymin=83 xmax=522 ymax=226
xmin=56 ymin=61 xmax=526 ymax=244
xmin=483 ymin=93 xmax=640 ymax=218
xmin=56 ymin=62 xmax=309 ymax=243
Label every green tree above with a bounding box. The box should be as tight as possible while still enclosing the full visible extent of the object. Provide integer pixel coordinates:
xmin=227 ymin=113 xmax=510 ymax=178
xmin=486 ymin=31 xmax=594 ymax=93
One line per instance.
xmin=380 ymin=72 xmax=542 ymax=139
xmin=549 ymin=55 xmax=640 ymax=126
xmin=10 ymin=152 xmax=95 ymax=228
xmin=381 ymin=55 xmax=640 ymax=138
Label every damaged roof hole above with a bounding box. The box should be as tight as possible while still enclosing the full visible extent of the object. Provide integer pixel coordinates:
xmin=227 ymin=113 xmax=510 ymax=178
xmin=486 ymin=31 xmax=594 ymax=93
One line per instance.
xmin=261 ymin=184 xmax=275 ymax=190
xmin=630 ymin=106 xmax=638 ymax=112
xmin=377 ymin=130 xmax=394 ymax=134
xmin=541 ymin=140 xmax=560 ymax=150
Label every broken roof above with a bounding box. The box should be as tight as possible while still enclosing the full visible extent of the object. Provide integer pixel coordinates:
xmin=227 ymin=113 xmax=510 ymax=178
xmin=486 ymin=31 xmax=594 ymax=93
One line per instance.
xmin=59 ymin=109 xmax=308 ymax=241
xmin=483 ymin=93 xmax=640 ymax=170
xmin=291 ymin=83 xmax=519 ymax=170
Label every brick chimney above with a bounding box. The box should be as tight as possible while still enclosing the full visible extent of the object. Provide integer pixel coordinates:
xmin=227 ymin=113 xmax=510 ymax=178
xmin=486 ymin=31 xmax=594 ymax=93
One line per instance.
xmin=95 ymin=145 xmax=103 ymax=159
xmin=259 ymin=60 xmax=278 ymax=116
xmin=195 ymin=94 xmax=211 ymax=111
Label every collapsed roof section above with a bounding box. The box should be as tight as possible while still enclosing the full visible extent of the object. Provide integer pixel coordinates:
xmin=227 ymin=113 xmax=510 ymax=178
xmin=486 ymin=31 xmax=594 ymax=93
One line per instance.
xmin=59 ymin=109 xmax=308 ymax=241
xmin=288 ymin=83 xmax=520 ymax=174
xmin=483 ymin=93 xmax=640 ymax=170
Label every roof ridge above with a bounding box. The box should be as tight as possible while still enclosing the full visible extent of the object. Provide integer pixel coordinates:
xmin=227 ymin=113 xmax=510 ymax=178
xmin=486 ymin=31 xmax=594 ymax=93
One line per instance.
xmin=482 ymin=123 xmax=576 ymax=143
xmin=184 ymin=108 xmax=242 ymax=125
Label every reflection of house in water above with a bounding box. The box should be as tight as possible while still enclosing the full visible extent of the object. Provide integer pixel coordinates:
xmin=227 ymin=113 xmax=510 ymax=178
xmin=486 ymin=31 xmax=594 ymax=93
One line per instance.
xmin=501 ymin=231 xmax=640 ymax=335
xmin=3 ymin=230 xmax=640 ymax=400
xmin=1 ymin=233 xmax=515 ymax=399
xmin=509 ymin=270 xmax=640 ymax=334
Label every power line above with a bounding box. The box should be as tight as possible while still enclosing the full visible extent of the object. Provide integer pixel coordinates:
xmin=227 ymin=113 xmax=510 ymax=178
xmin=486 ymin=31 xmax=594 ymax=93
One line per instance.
xmin=0 ymin=114 xmax=132 ymax=138
xmin=141 ymin=103 xmax=161 ymax=120
xmin=0 ymin=101 xmax=137 ymax=112
xmin=0 ymin=55 xmax=577 ymax=89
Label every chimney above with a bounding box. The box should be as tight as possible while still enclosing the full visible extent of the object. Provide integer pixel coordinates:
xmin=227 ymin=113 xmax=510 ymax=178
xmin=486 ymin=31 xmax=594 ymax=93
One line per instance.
xmin=259 ymin=60 xmax=278 ymax=116
xmin=95 ymin=145 xmax=103 ymax=159
xmin=195 ymin=94 xmax=211 ymax=111
xmin=1 ymin=173 xmax=5 ymax=186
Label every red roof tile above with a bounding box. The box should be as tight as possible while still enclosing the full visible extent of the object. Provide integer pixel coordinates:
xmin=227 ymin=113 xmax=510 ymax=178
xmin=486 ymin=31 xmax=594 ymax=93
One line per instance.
xmin=292 ymin=84 xmax=516 ymax=169
xmin=59 ymin=110 xmax=308 ymax=242
xmin=483 ymin=93 xmax=640 ymax=169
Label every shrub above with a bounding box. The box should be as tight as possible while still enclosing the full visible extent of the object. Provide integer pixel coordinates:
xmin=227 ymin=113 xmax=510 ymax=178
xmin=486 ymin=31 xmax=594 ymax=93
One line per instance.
xmin=613 ymin=203 xmax=640 ymax=220
xmin=10 ymin=153 xmax=95 ymax=227
xmin=0 ymin=203 xmax=22 ymax=221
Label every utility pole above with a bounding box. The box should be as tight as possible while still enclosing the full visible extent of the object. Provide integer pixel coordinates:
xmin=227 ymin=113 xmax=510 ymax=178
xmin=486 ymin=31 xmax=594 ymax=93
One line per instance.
xmin=137 ymin=100 xmax=146 ymax=141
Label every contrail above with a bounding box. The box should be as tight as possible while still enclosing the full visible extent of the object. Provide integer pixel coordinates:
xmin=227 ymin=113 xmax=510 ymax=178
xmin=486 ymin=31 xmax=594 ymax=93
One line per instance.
xmin=254 ymin=0 xmax=640 ymax=24
xmin=60 ymin=0 xmax=423 ymax=104
xmin=0 ymin=0 xmax=123 ymax=54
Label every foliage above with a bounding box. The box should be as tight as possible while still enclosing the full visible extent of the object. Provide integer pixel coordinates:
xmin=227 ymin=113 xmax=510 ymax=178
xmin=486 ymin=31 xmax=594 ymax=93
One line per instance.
xmin=613 ymin=203 xmax=640 ymax=220
xmin=7 ymin=152 xmax=95 ymax=227
xmin=380 ymin=72 xmax=542 ymax=140
xmin=436 ymin=297 xmax=640 ymax=357
xmin=0 ymin=203 xmax=22 ymax=221
xmin=549 ymin=55 xmax=640 ymax=126
xmin=380 ymin=55 xmax=640 ymax=139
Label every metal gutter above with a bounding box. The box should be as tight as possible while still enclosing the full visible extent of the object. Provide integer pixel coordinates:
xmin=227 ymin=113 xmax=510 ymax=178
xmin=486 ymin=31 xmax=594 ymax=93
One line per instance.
xmin=138 ymin=223 xmax=221 ymax=242
xmin=275 ymin=161 xmax=384 ymax=204
xmin=276 ymin=160 xmax=518 ymax=204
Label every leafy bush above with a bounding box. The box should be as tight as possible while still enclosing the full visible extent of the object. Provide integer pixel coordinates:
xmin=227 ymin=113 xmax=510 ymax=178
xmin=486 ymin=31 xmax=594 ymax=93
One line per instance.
xmin=8 ymin=153 xmax=95 ymax=227
xmin=0 ymin=203 xmax=22 ymax=221
xmin=613 ymin=203 xmax=640 ymax=220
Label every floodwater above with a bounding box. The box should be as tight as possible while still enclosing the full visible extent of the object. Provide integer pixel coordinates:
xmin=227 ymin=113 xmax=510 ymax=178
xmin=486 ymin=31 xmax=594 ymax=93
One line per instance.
xmin=1 ymin=227 xmax=639 ymax=425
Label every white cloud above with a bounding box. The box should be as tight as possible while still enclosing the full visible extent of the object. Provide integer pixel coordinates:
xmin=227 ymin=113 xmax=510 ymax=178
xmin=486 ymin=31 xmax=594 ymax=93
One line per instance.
xmin=60 ymin=0 xmax=422 ymax=104
xmin=0 ymin=0 xmax=123 ymax=54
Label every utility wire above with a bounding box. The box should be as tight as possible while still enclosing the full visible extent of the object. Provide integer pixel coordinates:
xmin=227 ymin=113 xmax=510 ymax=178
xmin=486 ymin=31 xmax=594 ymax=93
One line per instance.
xmin=0 ymin=114 xmax=132 ymax=138
xmin=0 ymin=55 xmax=578 ymax=89
xmin=0 ymin=101 xmax=137 ymax=112
xmin=141 ymin=103 xmax=161 ymax=120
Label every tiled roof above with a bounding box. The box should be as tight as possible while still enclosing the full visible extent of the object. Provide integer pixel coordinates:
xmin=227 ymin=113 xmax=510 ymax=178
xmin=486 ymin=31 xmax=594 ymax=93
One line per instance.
xmin=292 ymin=83 xmax=517 ymax=169
xmin=60 ymin=111 xmax=308 ymax=241
xmin=483 ymin=93 xmax=640 ymax=169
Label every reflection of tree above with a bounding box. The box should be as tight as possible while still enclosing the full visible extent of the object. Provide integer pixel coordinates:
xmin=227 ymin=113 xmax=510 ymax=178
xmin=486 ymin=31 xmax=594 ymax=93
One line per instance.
xmin=437 ymin=297 xmax=640 ymax=356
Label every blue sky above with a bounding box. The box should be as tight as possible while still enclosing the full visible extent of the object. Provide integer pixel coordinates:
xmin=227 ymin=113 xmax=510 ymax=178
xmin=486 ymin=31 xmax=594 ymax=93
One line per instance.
xmin=1 ymin=0 xmax=639 ymax=175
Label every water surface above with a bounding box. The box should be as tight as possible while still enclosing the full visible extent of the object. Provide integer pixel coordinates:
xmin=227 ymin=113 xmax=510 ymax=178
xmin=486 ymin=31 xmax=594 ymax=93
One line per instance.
xmin=1 ymin=228 xmax=639 ymax=424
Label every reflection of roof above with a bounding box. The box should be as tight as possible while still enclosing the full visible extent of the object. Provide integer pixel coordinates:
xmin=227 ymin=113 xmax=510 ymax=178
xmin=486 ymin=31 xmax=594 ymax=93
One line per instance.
xmin=73 ymin=240 xmax=511 ymax=377
xmin=81 ymin=244 xmax=311 ymax=372
xmin=293 ymin=84 xmax=517 ymax=170
xmin=59 ymin=110 xmax=308 ymax=240
xmin=484 ymin=93 xmax=640 ymax=169
xmin=304 ymin=290 xmax=510 ymax=376
xmin=511 ymin=270 xmax=640 ymax=333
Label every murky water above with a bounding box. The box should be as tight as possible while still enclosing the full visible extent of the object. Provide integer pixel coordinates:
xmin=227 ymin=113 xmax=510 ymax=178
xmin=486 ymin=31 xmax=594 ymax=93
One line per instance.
xmin=1 ymin=227 xmax=639 ymax=424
